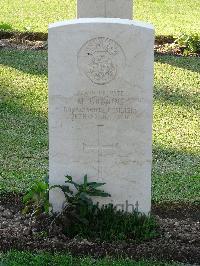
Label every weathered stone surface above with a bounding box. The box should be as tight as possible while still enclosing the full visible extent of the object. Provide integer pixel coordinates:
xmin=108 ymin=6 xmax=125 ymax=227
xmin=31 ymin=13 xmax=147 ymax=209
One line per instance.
xmin=48 ymin=18 xmax=154 ymax=214
xmin=77 ymin=0 xmax=133 ymax=19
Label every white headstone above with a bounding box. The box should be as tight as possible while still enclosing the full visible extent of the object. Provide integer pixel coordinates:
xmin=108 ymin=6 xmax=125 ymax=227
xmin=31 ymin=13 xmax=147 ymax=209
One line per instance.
xmin=77 ymin=0 xmax=133 ymax=19
xmin=48 ymin=1 xmax=154 ymax=214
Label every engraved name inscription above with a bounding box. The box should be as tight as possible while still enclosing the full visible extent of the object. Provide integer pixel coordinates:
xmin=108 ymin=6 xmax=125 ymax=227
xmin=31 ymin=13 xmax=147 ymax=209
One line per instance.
xmin=61 ymin=89 xmax=145 ymax=121
xmin=78 ymin=37 xmax=125 ymax=85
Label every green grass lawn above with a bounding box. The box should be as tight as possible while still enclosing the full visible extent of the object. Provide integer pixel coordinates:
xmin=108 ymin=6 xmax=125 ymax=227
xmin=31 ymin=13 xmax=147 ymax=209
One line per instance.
xmin=0 ymin=0 xmax=199 ymax=36
xmin=0 ymin=50 xmax=199 ymax=203
xmin=0 ymin=251 xmax=180 ymax=266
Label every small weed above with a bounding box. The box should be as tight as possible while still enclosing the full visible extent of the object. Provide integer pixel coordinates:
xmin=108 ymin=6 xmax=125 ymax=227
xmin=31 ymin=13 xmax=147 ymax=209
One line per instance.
xmin=0 ymin=22 xmax=13 ymax=30
xmin=51 ymin=174 xmax=110 ymax=226
xmin=51 ymin=175 xmax=158 ymax=242
xmin=22 ymin=174 xmax=158 ymax=242
xmin=175 ymin=33 xmax=200 ymax=55
xmin=22 ymin=177 xmax=50 ymax=216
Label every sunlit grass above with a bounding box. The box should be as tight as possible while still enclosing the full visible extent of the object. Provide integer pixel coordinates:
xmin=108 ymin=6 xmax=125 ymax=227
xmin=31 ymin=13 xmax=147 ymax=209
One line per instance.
xmin=0 ymin=0 xmax=199 ymax=36
xmin=0 ymin=51 xmax=48 ymax=193
xmin=153 ymin=55 xmax=200 ymax=202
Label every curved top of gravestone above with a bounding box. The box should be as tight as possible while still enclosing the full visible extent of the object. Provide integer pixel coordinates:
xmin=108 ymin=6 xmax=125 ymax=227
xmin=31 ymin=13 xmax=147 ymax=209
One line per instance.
xmin=49 ymin=18 xmax=154 ymax=30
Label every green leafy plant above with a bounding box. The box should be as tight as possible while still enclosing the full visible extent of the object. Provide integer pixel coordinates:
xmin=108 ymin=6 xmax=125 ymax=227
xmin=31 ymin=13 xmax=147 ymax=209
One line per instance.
xmin=175 ymin=33 xmax=200 ymax=55
xmin=22 ymin=174 xmax=158 ymax=242
xmin=51 ymin=175 xmax=111 ymax=227
xmin=51 ymin=175 xmax=158 ymax=242
xmin=22 ymin=177 xmax=50 ymax=216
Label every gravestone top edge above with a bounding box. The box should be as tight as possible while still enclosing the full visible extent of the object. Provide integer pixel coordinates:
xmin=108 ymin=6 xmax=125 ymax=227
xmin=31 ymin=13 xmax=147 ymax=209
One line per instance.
xmin=48 ymin=18 xmax=154 ymax=31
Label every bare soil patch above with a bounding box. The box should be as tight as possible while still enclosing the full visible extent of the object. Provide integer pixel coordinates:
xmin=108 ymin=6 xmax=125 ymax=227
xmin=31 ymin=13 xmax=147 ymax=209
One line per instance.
xmin=1 ymin=37 xmax=199 ymax=57
xmin=0 ymin=194 xmax=199 ymax=264
xmin=0 ymin=38 xmax=47 ymax=51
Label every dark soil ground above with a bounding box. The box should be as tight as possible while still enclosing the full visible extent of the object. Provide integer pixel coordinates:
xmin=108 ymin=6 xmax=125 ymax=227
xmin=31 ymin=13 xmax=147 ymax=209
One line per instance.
xmin=0 ymin=194 xmax=199 ymax=265
xmin=0 ymin=36 xmax=199 ymax=57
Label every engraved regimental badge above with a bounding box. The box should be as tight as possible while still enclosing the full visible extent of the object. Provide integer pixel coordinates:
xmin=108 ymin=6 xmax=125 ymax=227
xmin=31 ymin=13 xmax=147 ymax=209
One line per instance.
xmin=78 ymin=37 xmax=125 ymax=85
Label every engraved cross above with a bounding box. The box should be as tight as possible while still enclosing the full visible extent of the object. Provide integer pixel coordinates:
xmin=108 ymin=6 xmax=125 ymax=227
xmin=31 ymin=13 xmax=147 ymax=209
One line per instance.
xmin=83 ymin=125 xmax=115 ymax=179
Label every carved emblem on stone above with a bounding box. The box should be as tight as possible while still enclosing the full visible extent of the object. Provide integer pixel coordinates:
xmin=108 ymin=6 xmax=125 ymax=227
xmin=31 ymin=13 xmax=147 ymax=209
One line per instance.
xmin=78 ymin=37 xmax=125 ymax=85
